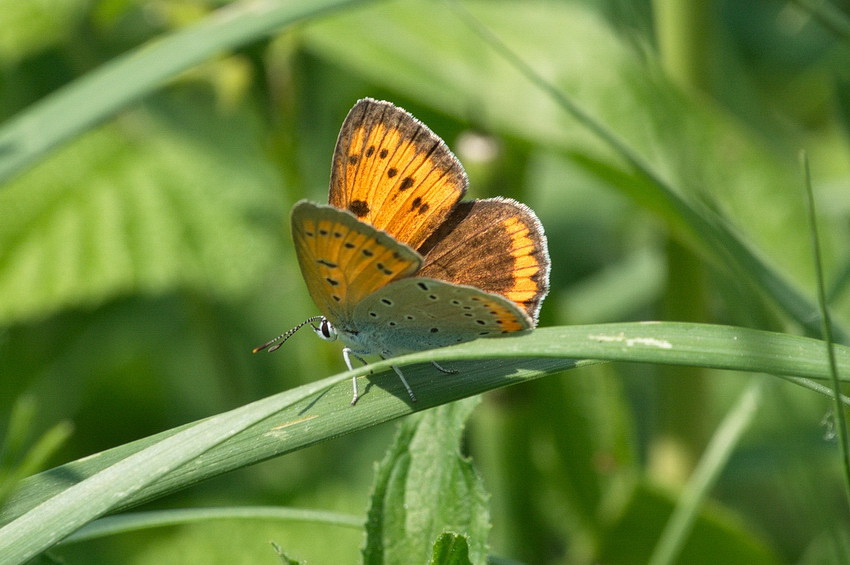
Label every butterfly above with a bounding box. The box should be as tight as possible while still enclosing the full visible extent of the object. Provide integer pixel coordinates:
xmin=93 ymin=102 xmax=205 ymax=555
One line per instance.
xmin=255 ymin=98 xmax=550 ymax=404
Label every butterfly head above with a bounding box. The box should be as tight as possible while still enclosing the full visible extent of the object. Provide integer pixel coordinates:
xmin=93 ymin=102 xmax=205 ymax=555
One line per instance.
xmin=252 ymin=315 xmax=333 ymax=354
xmin=313 ymin=317 xmax=337 ymax=343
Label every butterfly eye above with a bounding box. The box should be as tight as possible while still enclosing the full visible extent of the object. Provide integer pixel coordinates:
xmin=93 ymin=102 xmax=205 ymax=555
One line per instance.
xmin=314 ymin=318 xmax=337 ymax=342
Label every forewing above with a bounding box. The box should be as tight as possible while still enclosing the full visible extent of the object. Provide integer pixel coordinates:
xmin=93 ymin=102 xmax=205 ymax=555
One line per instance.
xmin=291 ymin=201 xmax=422 ymax=325
xmin=329 ymin=98 xmax=467 ymax=250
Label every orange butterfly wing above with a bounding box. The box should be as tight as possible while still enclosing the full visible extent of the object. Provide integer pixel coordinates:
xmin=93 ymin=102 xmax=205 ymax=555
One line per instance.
xmin=417 ymin=197 xmax=550 ymax=325
xmin=329 ymin=98 xmax=467 ymax=250
xmin=291 ymin=201 xmax=422 ymax=327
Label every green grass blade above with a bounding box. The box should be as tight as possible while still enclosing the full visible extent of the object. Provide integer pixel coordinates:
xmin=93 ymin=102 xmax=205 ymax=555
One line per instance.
xmin=801 ymin=152 xmax=850 ymax=504
xmin=0 ymin=0 xmax=371 ymax=185
xmin=446 ymin=0 xmax=846 ymax=344
xmin=0 ymin=397 xmax=72 ymax=507
xmin=648 ymin=378 xmax=765 ymax=565
xmin=1 ymin=321 xmax=848 ymax=561
xmin=379 ymin=323 xmax=850 ymax=382
xmin=62 ymin=507 xmax=362 ymax=544
xmin=0 ymin=356 xmax=574 ymax=530
xmin=0 ymin=377 xmax=340 ymax=564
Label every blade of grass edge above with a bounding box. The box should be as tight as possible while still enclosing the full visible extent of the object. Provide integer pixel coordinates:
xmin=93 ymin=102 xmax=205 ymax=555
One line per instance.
xmin=648 ymin=378 xmax=766 ymax=565
xmin=445 ymin=0 xmax=847 ymax=345
xmin=0 ymin=397 xmax=73 ymax=507
xmin=0 ymin=0 xmax=376 ymax=185
xmin=0 ymin=375 xmax=341 ymax=564
xmin=801 ymin=151 xmax=850 ymax=506
xmin=0 ymin=356 xmax=574 ymax=528
xmin=2 ymin=322 xmax=850 ymax=553
xmin=61 ymin=507 xmax=362 ymax=544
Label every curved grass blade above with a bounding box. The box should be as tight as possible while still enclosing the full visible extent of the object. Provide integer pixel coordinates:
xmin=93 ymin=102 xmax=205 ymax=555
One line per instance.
xmin=61 ymin=507 xmax=362 ymax=544
xmin=1 ymin=322 xmax=849 ymax=562
xmin=446 ymin=0 xmax=847 ymax=344
xmin=0 ymin=0 xmax=374 ymax=185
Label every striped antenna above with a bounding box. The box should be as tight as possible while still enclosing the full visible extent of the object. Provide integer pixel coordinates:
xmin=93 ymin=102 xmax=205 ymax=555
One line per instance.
xmin=252 ymin=316 xmax=325 ymax=354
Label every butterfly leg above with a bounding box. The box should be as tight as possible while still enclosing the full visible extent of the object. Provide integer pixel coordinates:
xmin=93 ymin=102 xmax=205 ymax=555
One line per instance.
xmin=343 ymin=347 xmax=369 ymax=405
xmin=343 ymin=348 xmax=418 ymax=404
xmin=431 ymin=361 xmax=458 ymax=375
xmin=388 ymin=365 xmax=417 ymax=403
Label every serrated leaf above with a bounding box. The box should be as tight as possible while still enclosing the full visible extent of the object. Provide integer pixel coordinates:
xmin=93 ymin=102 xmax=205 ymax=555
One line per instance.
xmin=364 ymin=398 xmax=490 ymax=565
xmin=0 ymin=92 xmax=282 ymax=325
xmin=429 ymin=532 xmax=472 ymax=565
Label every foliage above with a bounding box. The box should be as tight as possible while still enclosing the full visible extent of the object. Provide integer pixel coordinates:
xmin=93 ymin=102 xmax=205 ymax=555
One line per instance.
xmin=2 ymin=0 xmax=850 ymax=563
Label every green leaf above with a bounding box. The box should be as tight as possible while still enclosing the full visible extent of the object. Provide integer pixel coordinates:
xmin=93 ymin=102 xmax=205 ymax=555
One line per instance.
xmin=0 ymin=396 xmax=72 ymax=508
xmin=0 ymin=93 xmax=281 ymax=324
xmin=648 ymin=379 xmax=767 ymax=565
xmin=364 ymin=398 xmax=489 ymax=565
xmin=1 ymin=355 xmax=571 ymax=539
xmin=429 ymin=532 xmax=472 ymax=565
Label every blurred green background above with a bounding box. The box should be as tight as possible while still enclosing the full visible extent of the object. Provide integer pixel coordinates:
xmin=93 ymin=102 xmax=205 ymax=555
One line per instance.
xmin=2 ymin=0 xmax=850 ymax=563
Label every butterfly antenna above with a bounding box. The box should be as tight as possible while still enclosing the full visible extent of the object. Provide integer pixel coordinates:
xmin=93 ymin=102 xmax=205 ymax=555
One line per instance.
xmin=252 ymin=316 xmax=325 ymax=354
